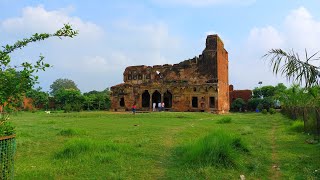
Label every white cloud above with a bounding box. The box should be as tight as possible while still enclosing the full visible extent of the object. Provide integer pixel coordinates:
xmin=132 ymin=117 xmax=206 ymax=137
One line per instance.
xmin=154 ymin=0 xmax=256 ymax=7
xmin=247 ymin=26 xmax=284 ymax=52
xmin=1 ymin=5 xmax=103 ymax=40
xmin=114 ymin=21 xmax=180 ymax=51
xmin=0 ymin=5 xmax=182 ymax=92
xmin=284 ymin=6 xmax=320 ymax=52
xmin=230 ymin=6 xmax=320 ymax=90
xmin=71 ymin=53 xmax=132 ymax=73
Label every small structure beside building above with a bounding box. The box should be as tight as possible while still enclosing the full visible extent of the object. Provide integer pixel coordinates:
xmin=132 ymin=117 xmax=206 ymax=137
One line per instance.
xmin=229 ymin=85 xmax=252 ymax=105
xmin=110 ymin=35 xmax=230 ymax=113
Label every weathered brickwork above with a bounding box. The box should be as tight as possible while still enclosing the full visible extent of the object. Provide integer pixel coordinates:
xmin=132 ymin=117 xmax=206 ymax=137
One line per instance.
xmin=110 ymin=35 xmax=229 ymax=113
xmin=229 ymin=85 xmax=252 ymax=105
xmin=0 ymin=97 xmax=33 ymax=112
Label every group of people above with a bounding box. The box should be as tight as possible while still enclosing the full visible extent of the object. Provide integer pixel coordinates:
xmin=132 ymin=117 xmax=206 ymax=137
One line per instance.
xmin=131 ymin=102 xmax=165 ymax=114
xmin=153 ymin=102 xmax=165 ymax=112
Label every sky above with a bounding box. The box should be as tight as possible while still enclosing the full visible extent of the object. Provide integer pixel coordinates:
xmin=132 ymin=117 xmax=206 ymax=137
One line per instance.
xmin=1 ymin=0 xmax=320 ymax=93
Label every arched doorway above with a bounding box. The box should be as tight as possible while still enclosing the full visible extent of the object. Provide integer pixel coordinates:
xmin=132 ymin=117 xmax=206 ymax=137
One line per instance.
xmin=152 ymin=90 xmax=161 ymax=108
xmin=163 ymin=90 xmax=172 ymax=108
xmin=120 ymin=97 xmax=125 ymax=107
xmin=142 ymin=90 xmax=150 ymax=108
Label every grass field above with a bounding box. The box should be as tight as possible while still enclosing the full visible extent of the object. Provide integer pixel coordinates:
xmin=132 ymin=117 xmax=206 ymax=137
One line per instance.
xmin=11 ymin=111 xmax=320 ymax=179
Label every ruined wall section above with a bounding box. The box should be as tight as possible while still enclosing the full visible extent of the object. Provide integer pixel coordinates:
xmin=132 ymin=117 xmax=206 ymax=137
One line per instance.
xmin=216 ymin=36 xmax=229 ymax=113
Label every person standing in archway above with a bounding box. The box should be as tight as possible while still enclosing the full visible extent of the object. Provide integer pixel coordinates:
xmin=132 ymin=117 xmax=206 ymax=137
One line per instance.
xmin=152 ymin=102 xmax=156 ymax=111
xmin=132 ymin=104 xmax=136 ymax=114
xmin=161 ymin=102 xmax=165 ymax=111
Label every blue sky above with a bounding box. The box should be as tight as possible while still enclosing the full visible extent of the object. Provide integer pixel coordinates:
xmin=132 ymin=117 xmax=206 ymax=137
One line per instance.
xmin=1 ymin=0 xmax=320 ymax=92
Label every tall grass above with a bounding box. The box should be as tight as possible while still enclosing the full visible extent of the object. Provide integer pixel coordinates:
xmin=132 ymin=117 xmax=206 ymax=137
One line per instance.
xmin=54 ymin=139 xmax=92 ymax=159
xmin=290 ymin=120 xmax=304 ymax=133
xmin=217 ymin=117 xmax=232 ymax=124
xmin=177 ymin=129 xmax=248 ymax=167
xmin=54 ymin=138 xmax=134 ymax=160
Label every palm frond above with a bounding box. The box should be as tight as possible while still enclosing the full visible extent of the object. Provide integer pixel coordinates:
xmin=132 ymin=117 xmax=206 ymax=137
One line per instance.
xmin=263 ymin=49 xmax=320 ymax=88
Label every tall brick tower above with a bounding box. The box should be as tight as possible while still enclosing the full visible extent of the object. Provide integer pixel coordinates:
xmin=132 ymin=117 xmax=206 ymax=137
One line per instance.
xmin=200 ymin=35 xmax=229 ymax=113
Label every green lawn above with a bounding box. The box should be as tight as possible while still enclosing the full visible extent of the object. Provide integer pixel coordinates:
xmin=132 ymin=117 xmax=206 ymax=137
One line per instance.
xmin=11 ymin=111 xmax=320 ymax=179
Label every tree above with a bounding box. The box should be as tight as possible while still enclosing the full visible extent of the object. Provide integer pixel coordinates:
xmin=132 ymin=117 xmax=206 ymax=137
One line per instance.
xmin=50 ymin=78 xmax=79 ymax=96
xmin=0 ymin=24 xmax=78 ymax=121
xmin=83 ymin=88 xmax=111 ymax=110
xmin=26 ymin=87 xmax=49 ymax=110
xmin=247 ymin=98 xmax=263 ymax=111
xmin=252 ymin=85 xmax=276 ymax=98
xmin=83 ymin=94 xmax=96 ymax=111
xmin=274 ymin=83 xmax=287 ymax=94
xmin=231 ymin=98 xmax=246 ymax=112
xmin=264 ymin=49 xmax=319 ymax=88
xmin=54 ymin=89 xmax=84 ymax=112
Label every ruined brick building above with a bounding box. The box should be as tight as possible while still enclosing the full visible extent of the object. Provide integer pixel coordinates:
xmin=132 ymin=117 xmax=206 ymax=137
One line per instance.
xmin=110 ymin=35 xmax=229 ymax=113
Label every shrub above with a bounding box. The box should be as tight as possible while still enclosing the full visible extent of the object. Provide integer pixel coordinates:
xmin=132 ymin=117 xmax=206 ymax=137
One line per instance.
xmin=177 ymin=130 xmax=248 ymax=167
xmin=217 ymin=117 xmax=232 ymax=124
xmin=72 ymin=103 xmax=83 ymax=112
xmin=0 ymin=121 xmax=15 ymax=136
xmin=261 ymin=109 xmax=268 ymax=114
xmin=64 ymin=104 xmax=72 ymax=113
xmin=290 ymin=120 xmax=304 ymax=133
xmin=248 ymin=98 xmax=263 ymax=111
xmin=261 ymin=97 xmax=274 ymax=110
xmin=269 ymin=108 xmax=276 ymax=114
xmin=257 ymin=103 xmax=264 ymax=111
xmin=231 ymin=98 xmax=246 ymax=112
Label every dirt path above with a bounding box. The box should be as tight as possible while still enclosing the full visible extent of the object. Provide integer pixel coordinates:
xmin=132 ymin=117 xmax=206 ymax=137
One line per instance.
xmin=270 ymin=119 xmax=281 ymax=179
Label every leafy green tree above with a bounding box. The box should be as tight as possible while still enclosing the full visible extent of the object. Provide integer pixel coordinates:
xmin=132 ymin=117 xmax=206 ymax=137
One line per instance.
xmin=26 ymin=87 xmax=49 ymax=110
xmin=277 ymin=85 xmax=313 ymax=109
xmin=261 ymin=97 xmax=274 ymax=110
xmin=247 ymin=98 xmax=263 ymax=111
xmin=83 ymin=94 xmax=96 ymax=110
xmin=274 ymin=83 xmax=287 ymax=94
xmin=0 ymin=24 xmax=78 ymax=122
xmin=231 ymin=98 xmax=246 ymax=112
xmin=54 ymin=89 xmax=84 ymax=112
xmin=253 ymin=85 xmax=276 ymax=98
xmin=83 ymin=88 xmax=111 ymax=110
xmin=50 ymin=78 xmax=79 ymax=96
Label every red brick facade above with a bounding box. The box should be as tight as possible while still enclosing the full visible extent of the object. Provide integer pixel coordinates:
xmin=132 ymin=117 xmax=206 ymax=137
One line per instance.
xmin=110 ymin=35 xmax=229 ymax=113
xmin=0 ymin=97 xmax=34 ymax=112
xmin=229 ymin=85 xmax=252 ymax=105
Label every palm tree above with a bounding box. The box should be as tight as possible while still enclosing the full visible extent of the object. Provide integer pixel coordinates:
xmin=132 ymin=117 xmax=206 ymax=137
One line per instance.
xmin=264 ymin=49 xmax=320 ymax=137
xmin=263 ymin=49 xmax=320 ymax=88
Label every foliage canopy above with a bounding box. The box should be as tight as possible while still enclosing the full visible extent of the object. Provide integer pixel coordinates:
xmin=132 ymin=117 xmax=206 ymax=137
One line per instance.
xmin=50 ymin=78 xmax=79 ymax=96
xmin=0 ymin=24 xmax=78 ymax=134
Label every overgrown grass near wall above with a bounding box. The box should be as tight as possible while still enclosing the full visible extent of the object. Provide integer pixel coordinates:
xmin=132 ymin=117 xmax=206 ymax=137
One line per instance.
xmin=11 ymin=111 xmax=320 ymax=179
